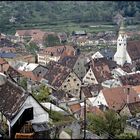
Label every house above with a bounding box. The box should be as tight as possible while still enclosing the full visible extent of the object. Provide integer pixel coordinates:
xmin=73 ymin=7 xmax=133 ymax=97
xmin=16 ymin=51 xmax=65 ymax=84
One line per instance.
xmin=120 ymin=101 xmax=140 ymax=117
xmin=80 ymin=84 xmax=102 ymax=99
xmin=0 ymin=52 xmax=16 ymax=61
xmin=114 ymin=20 xmax=140 ymax=68
xmin=67 ymin=100 xmax=83 ymax=120
xmin=72 ymin=31 xmax=87 ymax=36
xmin=58 ymin=55 xmax=87 ymax=80
xmin=99 ymin=48 xmax=116 ymax=60
xmin=101 ymin=79 xmax=122 ymax=88
xmin=83 ymin=58 xmax=116 ymax=85
xmin=0 ymin=47 xmax=16 ymax=53
xmin=15 ymin=29 xmax=47 ymax=48
xmin=124 ymin=117 xmax=140 ymax=138
xmin=119 ymin=73 xmax=140 ymax=86
xmin=0 ymin=73 xmax=49 ymax=138
xmin=13 ymin=54 xmax=36 ymax=63
xmin=90 ymin=86 xmax=140 ymax=112
xmin=42 ymin=62 xmax=81 ymax=98
xmin=57 ymin=32 xmax=67 ymax=43
xmin=37 ymin=45 xmax=76 ymax=65
xmin=0 ymin=58 xmax=9 ymax=72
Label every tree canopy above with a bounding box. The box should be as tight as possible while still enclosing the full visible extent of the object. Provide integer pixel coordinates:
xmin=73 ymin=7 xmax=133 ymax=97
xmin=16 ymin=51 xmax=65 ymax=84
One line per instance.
xmin=87 ymin=110 xmax=127 ymax=138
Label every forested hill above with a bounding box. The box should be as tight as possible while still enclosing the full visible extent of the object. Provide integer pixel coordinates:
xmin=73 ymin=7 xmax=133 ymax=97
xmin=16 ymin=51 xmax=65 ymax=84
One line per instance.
xmin=0 ymin=1 xmax=140 ymax=33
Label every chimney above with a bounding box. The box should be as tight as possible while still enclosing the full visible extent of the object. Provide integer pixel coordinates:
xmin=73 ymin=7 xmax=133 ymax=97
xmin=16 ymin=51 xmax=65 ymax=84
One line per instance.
xmin=126 ymin=87 xmax=130 ymax=104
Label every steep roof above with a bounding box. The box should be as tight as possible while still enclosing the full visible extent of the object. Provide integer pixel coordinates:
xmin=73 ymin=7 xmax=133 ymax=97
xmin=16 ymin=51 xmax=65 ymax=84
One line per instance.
xmin=127 ymin=40 xmax=140 ymax=61
xmin=58 ymin=55 xmax=78 ymax=69
xmin=90 ymin=58 xmax=113 ymax=83
xmin=39 ymin=45 xmax=75 ymax=57
xmin=43 ymin=62 xmax=71 ymax=89
xmin=81 ymin=84 xmax=102 ymax=98
xmin=102 ymin=86 xmax=140 ymax=111
xmin=0 ymin=74 xmax=28 ymax=121
xmin=119 ymin=73 xmax=140 ymax=86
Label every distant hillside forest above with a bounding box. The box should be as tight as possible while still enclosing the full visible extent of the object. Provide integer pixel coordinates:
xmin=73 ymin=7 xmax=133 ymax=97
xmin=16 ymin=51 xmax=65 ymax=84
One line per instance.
xmin=0 ymin=1 xmax=140 ymax=33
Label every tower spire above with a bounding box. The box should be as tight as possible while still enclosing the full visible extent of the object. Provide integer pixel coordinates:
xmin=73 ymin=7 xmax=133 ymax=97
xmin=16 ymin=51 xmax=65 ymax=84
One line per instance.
xmin=119 ymin=19 xmax=125 ymax=35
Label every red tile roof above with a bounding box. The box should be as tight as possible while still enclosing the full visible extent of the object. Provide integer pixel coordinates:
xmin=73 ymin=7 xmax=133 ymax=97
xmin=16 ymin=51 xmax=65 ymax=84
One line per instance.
xmin=102 ymin=86 xmax=140 ymax=111
xmin=18 ymin=71 xmax=42 ymax=82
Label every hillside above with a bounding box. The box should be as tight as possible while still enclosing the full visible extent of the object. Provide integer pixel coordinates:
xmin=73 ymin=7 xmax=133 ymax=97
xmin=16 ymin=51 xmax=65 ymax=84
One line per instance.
xmin=0 ymin=1 xmax=140 ymax=34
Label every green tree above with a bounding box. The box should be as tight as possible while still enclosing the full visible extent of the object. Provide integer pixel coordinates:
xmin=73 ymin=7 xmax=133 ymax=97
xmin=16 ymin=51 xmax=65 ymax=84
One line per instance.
xmin=87 ymin=110 xmax=127 ymax=138
xmin=44 ymin=34 xmax=61 ymax=47
xmin=32 ymin=84 xmax=50 ymax=102
xmin=116 ymin=132 xmax=136 ymax=139
xmin=20 ymin=78 xmax=27 ymax=90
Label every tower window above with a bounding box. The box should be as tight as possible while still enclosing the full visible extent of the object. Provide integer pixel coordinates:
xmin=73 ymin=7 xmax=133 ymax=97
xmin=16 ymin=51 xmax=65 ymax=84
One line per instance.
xmin=119 ymin=43 xmax=121 ymax=46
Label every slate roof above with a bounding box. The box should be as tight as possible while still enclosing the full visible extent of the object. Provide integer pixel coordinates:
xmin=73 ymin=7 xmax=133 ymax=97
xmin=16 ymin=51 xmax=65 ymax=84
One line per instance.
xmin=43 ymin=62 xmax=71 ymax=89
xmin=119 ymin=73 xmax=140 ymax=86
xmin=90 ymin=58 xmax=114 ymax=83
xmin=6 ymin=65 xmax=23 ymax=78
xmin=127 ymin=40 xmax=140 ymax=61
xmin=0 ymin=74 xmax=28 ymax=121
xmin=81 ymin=84 xmax=102 ymax=98
xmin=58 ymin=55 xmax=78 ymax=69
xmin=100 ymin=48 xmax=115 ymax=59
xmin=0 ymin=52 xmax=16 ymax=58
xmin=51 ymin=90 xmax=67 ymax=101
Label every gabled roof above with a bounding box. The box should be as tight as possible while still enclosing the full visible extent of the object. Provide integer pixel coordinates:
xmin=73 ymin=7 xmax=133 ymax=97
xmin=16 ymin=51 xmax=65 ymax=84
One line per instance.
xmin=43 ymin=62 xmax=71 ymax=89
xmin=81 ymin=84 xmax=102 ymax=98
xmin=102 ymin=86 xmax=140 ymax=111
xmin=90 ymin=58 xmax=113 ymax=83
xmin=119 ymin=73 xmax=140 ymax=86
xmin=0 ymin=74 xmax=28 ymax=121
xmin=127 ymin=40 xmax=140 ymax=61
xmin=69 ymin=103 xmax=81 ymax=113
xmin=6 ymin=65 xmax=23 ymax=78
xmin=18 ymin=71 xmax=42 ymax=82
xmin=58 ymin=55 xmax=78 ymax=69
xmin=39 ymin=45 xmax=75 ymax=57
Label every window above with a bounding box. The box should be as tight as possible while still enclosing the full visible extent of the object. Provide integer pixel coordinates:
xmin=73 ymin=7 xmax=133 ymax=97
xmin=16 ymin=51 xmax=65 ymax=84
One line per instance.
xmin=74 ymin=79 xmax=76 ymax=81
xmin=91 ymin=78 xmax=94 ymax=80
xmin=67 ymin=79 xmax=70 ymax=82
xmin=77 ymin=83 xmax=79 ymax=86
xmin=64 ymin=85 xmax=67 ymax=88
xmin=69 ymin=75 xmax=71 ymax=77
xmin=76 ymin=89 xmax=79 ymax=92
xmin=119 ymin=43 xmax=121 ymax=46
xmin=77 ymin=62 xmax=79 ymax=65
xmin=89 ymin=73 xmax=92 ymax=76
xmin=69 ymin=90 xmax=71 ymax=92
xmin=86 ymin=77 xmax=90 ymax=79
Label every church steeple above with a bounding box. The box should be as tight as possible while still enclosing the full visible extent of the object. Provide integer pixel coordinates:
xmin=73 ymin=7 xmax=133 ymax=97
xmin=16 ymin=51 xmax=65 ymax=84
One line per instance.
xmin=119 ymin=19 xmax=125 ymax=36
xmin=114 ymin=18 xmax=131 ymax=66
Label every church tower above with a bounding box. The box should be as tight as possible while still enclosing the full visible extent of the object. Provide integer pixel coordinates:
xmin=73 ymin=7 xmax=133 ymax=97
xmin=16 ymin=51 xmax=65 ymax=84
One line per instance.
xmin=114 ymin=20 xmax=131 ymax=66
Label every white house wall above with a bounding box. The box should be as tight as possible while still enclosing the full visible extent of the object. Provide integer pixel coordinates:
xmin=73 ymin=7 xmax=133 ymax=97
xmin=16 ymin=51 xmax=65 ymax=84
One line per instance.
xmin=24 ymin=96 xmax=49 ymax=123
xmin=83 ymin=68 xmax=98 ymax=84
xmin=89 ymin=91 xmax=108 ymax=107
